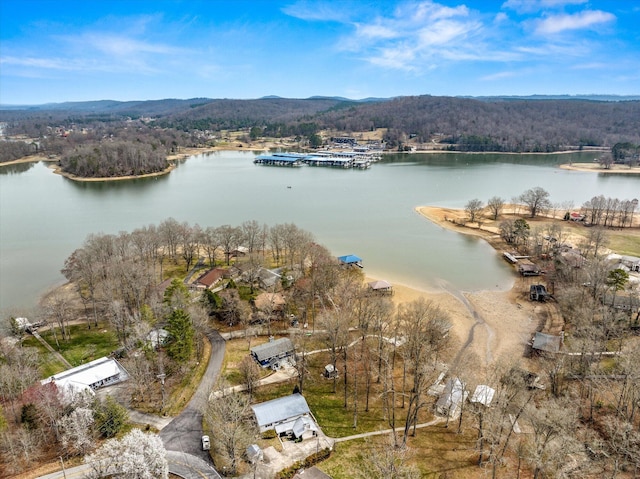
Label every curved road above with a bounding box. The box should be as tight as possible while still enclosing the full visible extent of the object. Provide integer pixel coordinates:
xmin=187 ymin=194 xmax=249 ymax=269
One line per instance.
xmin=37 ymin=329 xmax=226 ymax=479
xmin=160 ymin=329 xmax=226 ymax=474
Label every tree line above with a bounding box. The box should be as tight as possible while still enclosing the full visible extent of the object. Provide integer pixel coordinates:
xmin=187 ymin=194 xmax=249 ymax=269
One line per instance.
xmin=4 ymin=96 xmax=640 ymax=154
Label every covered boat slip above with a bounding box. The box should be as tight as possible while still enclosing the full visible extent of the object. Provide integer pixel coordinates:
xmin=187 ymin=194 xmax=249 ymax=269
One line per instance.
xmin=253 ymin=151 xmax=375 ymax=169
xmin=253 ymin=153 xmax=305 ymax=166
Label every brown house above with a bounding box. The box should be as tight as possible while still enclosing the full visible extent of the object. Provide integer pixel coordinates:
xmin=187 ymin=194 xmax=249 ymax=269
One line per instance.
xmin=193 ymin=267 xmax=226 ymax=290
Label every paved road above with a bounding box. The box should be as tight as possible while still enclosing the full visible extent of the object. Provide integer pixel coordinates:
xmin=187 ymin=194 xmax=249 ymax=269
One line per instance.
xmin=37 ymin=329 xmax=227 ymax=479
xmin=160 ymin=329 xmax=226 ymax=467
xmin=36 ymin=451 xmax=222 ymax=479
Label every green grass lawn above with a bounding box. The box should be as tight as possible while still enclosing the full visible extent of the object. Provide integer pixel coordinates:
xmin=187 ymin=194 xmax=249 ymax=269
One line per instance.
xmin=22 ymin=321 xmax=119 ymax=373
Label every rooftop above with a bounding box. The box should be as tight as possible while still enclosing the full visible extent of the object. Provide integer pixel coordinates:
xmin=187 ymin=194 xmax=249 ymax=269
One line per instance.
xmin=251 ymin=393 xmax=311 ymax=428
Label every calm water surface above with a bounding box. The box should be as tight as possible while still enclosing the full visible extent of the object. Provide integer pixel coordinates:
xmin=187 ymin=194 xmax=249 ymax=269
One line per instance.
xmin=1 ymin=151 xmax=638 ymax=313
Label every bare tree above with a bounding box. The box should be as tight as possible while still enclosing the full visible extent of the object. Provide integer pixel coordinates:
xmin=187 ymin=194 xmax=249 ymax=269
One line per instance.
xmin=487 ymin=196 xmax=505 ymax=220
xmin=217 ymin=225 xmax=242 ymax=265
xmin=238 ymin=356 xmax=261 ymax=401
xmin=465 ymin=198 xmax=484 ymax=223
xmin=204 ymin=388 xmax=255 ymax=476
xmin=398 ymin=298 xmax=451 ymax=446
xmin=520 ymin=187 xmax=551 ymax=218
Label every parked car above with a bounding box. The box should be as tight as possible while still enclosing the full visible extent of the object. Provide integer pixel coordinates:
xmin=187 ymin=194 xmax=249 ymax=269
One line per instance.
xmin=201 ymin=435 xmax=210 ymax=451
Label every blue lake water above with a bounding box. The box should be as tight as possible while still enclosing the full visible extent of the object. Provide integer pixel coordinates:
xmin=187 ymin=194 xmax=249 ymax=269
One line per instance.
xmin=1 ymin=151 xmax=638 ymax=314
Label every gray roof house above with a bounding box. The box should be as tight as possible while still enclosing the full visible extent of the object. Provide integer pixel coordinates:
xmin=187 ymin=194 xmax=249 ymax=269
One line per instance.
xmin=251 ymin=393 xmax=318 ymax=439
xmin=250 ymin=337 xmax=295 ymax=369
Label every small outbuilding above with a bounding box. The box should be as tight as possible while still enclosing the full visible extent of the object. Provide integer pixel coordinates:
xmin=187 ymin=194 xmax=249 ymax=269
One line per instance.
xmin=323 ymin=364 xmax=338 ymax=379
xmin=146 ymin=328 xmax=170 ymax=349
xmin=470 ymin=385 xmax=496 ymax=407
xmin=531 ymin=331 xmax=562 ymax=353
xmin=518 ymin=263 xmax=541 ymax=276
xmin=251 ymin=337 xmax=295 ymax=369
xmin=246 ymin=444 xmax=263 ymax=463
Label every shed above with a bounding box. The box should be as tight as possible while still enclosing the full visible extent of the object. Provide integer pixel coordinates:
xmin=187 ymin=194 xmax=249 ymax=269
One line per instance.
xmin=251 ymin=338 xmax=294 ymax=369
xmin=337 ymin=254 xmax=363 ymax=268
xmin=435 ymin=378 xmax=467 ymax=418
xmin=146 ymin=328 xmax=170 ymax=349
xmin=368 ymin=280 xmax=393 ymax=294
xmin=251 ymin=393 xmax=317 ymax=439
xmin=470 ymin=385 xmax=496 ymax=407
xmin=518 ymin=263 xmax=541 ymax=276
xmin=246 ymin=444 xmax=263 ymax=463
xmin=323 ymin=364 xmax=338 ymax=379
xmin=531 ymin=331 xmax=562 ymax=353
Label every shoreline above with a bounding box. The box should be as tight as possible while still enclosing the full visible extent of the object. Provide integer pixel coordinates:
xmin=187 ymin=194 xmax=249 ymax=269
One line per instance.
xmin=1 ymin=145 xmax=615 ymax=182
xmin=558 ymin=162 xmax=640 ymax=174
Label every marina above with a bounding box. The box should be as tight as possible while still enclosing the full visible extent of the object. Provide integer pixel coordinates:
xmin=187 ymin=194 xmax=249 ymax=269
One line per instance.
xmin=253 ymin=150 xmax=378 ymax=169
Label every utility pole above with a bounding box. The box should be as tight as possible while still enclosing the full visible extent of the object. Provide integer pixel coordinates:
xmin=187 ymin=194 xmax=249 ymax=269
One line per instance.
xmin=59 ymin=456 xmax=67 ymax=479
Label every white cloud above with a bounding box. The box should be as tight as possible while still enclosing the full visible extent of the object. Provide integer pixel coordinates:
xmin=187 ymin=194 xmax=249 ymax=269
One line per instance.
xmin=502 ymin=0 xmax=587 ymax=14
xmin=281 ymin=1 xmax=353 ymax=22
xmin=534 ymin=10 xmax=615 ymax=34
xmin=480 ymin=70 xmax=518 ymax=81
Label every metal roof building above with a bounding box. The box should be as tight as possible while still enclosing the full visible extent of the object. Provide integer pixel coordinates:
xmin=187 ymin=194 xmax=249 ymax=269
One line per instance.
xmin=250 ymin=337 xmax=294 ymax=368
xmin=251 ymin=393 xmax=313 ymax=434
xmin=531 ymin=331 xmax=562 ymax=353
xmin=42 ymin=356 xmax=129 ymax=401
xmin=337 ymin=254 xmax=362 ymax=267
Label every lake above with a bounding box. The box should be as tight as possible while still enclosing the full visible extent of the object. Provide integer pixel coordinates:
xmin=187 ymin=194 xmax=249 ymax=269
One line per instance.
xmin=1 ymin=151 xmax=638 ymax=314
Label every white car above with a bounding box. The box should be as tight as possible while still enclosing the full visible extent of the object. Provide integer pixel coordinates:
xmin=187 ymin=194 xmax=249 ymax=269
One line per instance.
xmin=201 ymin=435 xmax=210 ymax=451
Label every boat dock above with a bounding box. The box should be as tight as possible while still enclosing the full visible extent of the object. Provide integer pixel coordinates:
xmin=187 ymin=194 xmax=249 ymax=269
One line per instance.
xmin=253 ymin=153 xmax=306 ymax=166
xmin=254 ymin=150 xmax=378 ymax=169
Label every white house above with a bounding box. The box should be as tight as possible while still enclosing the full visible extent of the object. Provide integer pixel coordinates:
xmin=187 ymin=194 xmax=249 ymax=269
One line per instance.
xmin=251 ymin=393 xmax=318 ymax=440
xmin=42 ymin=357 xmax=129 ymax=402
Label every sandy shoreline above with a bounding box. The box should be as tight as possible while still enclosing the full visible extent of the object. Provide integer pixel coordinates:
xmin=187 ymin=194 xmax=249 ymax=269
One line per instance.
xmin=559 ymin=162 xmax=640 ymax=174
xmin=367 ymin=205 xmax=539 ymax=371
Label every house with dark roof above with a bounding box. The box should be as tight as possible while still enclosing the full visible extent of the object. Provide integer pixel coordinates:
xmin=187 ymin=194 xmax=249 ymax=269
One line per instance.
xmin=251 ymin=393 xmax=318 ymax=440
xmin=250 ymin=337 xmax=295 ymax=369
xmin=193 ymin=267 xmax=226 ymax=290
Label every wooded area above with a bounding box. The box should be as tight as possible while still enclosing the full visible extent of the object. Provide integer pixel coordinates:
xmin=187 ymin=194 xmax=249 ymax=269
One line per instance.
xmin=2 ymin=95 xmax=640 ymax=156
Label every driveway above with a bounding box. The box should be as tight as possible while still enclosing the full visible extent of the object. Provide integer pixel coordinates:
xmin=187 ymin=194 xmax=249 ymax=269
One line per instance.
xmin=160 ymin=329 xmax=226 ymax=465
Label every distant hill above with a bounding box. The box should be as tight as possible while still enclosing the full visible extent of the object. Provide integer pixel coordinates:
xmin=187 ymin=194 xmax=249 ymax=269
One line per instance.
xmin=2 ymin=94 xmax=639 ymax=152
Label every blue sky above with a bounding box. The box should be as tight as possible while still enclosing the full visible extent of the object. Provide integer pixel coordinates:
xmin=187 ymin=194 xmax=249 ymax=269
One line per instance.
xmin=1 ymin=0 xmax=638 ymax=104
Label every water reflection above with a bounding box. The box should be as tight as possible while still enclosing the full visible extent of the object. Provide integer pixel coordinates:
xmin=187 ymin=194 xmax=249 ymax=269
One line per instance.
xmin=0 ymin=161 xmax=35 ymax=175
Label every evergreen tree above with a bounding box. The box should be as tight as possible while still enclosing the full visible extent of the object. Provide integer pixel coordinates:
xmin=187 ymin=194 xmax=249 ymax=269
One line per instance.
xmin=166 ymin=308 xmax=194 ymax=363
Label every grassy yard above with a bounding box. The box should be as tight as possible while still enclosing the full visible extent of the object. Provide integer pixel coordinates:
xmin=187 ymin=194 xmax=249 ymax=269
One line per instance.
xmin=318 ymin=419 xmax=486 ymax=479
xmin=22 ymin=321 xmax=119 ymax=373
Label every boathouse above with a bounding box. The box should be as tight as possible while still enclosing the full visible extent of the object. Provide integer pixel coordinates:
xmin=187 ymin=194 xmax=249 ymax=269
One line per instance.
xmin=338 ymin=254 xmax=363 ymax=268
xmin=368 ymin=279 xmax=393 ymax=295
